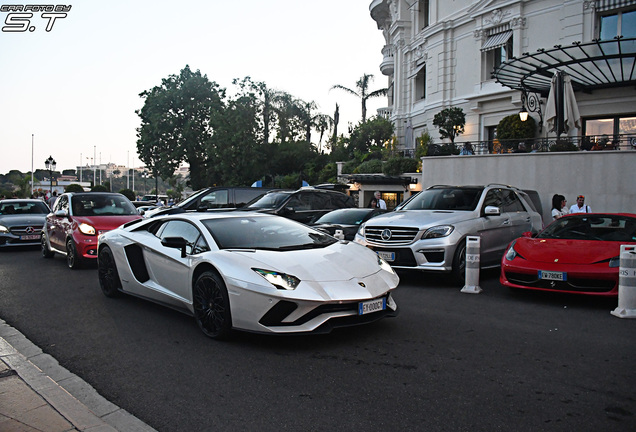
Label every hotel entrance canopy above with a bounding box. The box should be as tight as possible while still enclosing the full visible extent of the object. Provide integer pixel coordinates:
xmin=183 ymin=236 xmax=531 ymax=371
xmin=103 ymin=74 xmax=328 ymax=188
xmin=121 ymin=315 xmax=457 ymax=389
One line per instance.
xmin=492 ymin=37 xmax=636 ymax=95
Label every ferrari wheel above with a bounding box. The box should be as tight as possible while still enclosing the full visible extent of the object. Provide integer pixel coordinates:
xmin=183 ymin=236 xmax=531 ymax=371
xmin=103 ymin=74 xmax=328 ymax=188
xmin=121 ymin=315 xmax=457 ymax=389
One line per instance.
xmin=193 ymin=270 xmax=232 ymax=339
xmin=66 ymin=239 xmax=81 ymax=269
xmin=41 ymin=234 xmax=54 ymax=258
xmin=452 ymin=241 xmax=466 ymax=285
xmin=98 ymin=246 xmax=122 ymax=298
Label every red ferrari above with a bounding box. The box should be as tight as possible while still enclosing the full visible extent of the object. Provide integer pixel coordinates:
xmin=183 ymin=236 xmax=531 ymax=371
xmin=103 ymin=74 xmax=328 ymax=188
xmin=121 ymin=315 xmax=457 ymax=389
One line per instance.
xmin=500 ymin=213 xmax=636 ymax=296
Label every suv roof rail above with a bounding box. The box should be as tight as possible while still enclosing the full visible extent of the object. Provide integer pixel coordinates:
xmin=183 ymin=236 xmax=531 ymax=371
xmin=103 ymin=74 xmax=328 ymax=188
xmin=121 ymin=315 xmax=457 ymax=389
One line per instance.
xmin=486 ymin=183 xmax=519 ymax=190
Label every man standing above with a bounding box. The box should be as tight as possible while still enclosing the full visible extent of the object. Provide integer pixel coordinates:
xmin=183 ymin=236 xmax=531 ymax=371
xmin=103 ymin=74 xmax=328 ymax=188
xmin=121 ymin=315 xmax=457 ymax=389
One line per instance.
xmin=374 ymin=191 xmax=387 ymax=210
xmin=570 ymin=195 xmax=591 ymax=213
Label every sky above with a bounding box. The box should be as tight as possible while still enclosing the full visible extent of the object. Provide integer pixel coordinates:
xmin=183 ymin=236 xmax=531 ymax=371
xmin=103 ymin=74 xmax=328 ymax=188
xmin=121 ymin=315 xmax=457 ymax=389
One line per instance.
xmin=0 ymin=0 xmax=388 ymax=175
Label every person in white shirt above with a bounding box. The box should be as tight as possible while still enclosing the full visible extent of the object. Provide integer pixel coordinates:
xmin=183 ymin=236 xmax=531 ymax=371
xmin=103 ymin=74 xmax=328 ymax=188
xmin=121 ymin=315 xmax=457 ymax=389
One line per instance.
xmin=551 ymin=194 xmax=569 ymax=220
xmin=570 ymin=195 xmax=591 ymax=213
xmin=374 ymin=191 xmax=387 ymax=210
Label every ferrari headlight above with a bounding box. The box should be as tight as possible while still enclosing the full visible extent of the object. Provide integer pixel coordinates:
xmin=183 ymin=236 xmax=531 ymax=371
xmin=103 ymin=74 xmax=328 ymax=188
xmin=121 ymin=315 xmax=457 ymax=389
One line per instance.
xmin=79 ymin=223 xmax=96 ymax=235
xmin=505 ymin=241 xmax=518 ymax=261
xmin=0 ymin=224 xmax=9 ymax=233
xmin=377 ymin=255 xmax=395 ymax=274
xmin=609 ymin=256 xmax=620 ymax=268
xmin=253 ymin=268 xmax=300 ymax=290
xmin=422 ymin=225 xmax=454 ymax=239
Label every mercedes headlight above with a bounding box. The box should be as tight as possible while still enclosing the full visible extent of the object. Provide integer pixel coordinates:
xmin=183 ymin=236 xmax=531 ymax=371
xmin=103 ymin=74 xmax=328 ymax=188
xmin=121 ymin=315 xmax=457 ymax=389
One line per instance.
xmin=79 ymin=223 xmax=96 ymax=235
xmin=253 ymin=269 xmax=300 ymax=290
xmin=422 ymin=225 xmax=454 ymax=239
xmin=0 ymin=224 xmax=9 ymax=233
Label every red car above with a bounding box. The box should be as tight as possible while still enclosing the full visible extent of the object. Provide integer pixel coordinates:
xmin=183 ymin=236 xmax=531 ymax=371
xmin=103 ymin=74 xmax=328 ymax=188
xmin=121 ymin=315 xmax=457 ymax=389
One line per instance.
xmin=42 ymin=192 xmax=142 ymax=269
xmin=500 ymin=213 xmax=636 ymax=296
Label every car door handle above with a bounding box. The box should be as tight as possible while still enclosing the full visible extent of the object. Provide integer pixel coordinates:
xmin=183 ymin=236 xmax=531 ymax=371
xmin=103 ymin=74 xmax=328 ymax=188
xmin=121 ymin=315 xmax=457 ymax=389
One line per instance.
xmin=502 ymin=219 xmax=510 ymax=225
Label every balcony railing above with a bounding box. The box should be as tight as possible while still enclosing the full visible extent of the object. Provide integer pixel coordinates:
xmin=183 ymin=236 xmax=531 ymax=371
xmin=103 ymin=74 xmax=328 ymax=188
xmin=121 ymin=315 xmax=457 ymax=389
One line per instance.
xmin=423 ymin=135 xmax=636 ymax=156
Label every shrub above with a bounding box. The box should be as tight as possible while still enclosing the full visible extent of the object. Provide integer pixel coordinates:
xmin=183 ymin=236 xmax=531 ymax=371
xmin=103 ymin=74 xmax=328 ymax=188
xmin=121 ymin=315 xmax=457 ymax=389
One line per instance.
xmin=91 ymin=185 xmax=109 ymax=192
xmin=119 ymin=188 xmax=135 ymax=201
xmin=549 ymin=140 xmax=579 ymax=152
xmin=356 ymin=159 xmax=383 ymax=174
xmin=383 ymin=157 xmax=419 ymax=176
xmin=65 ymin=184 xmax=84 ymax=193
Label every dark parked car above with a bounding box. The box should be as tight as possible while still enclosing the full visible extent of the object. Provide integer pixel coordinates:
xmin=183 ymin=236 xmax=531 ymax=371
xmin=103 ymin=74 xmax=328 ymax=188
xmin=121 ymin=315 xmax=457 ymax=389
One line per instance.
xmin=310 ymin=208 xmax=387 ymax=240
xmin=41 ymin=192 xmax=142 ymax=268
xmin=144 ymin=187 xmax=282 ymax=218
xmin=0 ymin=199 xmax=50 ymax=248
xmin=242 ymin=187 xmax=356 ymax=224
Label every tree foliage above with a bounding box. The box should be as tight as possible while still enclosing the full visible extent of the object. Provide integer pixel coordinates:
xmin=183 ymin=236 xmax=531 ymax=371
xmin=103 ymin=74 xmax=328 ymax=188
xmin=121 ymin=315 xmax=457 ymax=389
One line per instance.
xmin=331 ymin=74 xmax=387 ymax=123
xmin=433 ymin=107 xmax=466 ymax=144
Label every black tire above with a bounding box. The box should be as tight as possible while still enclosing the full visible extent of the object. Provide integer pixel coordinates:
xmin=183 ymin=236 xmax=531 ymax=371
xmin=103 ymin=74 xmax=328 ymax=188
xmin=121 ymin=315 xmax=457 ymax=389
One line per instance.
xmin=193 ymin=270 xmax=232 ymax=339
xmin=98 ymin=246 xmax=122 ymax=298
xmin=41 ymin=234 xmax=54 ymax=258
xmin=452 ymin=241 xmax=466 ymax=285
xmin=66 ymin=238 xmax=81 ymax=269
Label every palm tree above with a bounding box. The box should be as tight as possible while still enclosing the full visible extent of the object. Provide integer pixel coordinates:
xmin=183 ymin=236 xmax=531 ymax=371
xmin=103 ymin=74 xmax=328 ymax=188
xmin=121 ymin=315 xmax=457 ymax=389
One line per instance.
xmin=331 ymin=74 xmax=387 ymax=123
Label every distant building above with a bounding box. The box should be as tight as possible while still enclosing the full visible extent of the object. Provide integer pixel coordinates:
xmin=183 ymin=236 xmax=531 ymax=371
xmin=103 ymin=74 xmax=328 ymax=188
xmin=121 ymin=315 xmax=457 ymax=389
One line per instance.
xmin=369 ymin=0 xmax=636 ymax=152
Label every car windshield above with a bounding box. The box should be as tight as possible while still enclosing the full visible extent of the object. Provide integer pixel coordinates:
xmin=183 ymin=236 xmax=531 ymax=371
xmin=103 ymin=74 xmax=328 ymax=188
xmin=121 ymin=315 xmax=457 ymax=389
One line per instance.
xmin=0 ymin=201 xmax=49 ymax=215
xmin=538 ymin=214 xmax=636 ymax=242
xmin=401 ymin=187 xmax=483 ymax=211
xmin=314 ymin=209 xmax=373 ymax=225
xmin=202 ymin=216 xmax=338 ymax=250
xmin=245 ymin=192 xmax=291 ymax=210
xmin=72 ymin=194 xmax=138 ymax=216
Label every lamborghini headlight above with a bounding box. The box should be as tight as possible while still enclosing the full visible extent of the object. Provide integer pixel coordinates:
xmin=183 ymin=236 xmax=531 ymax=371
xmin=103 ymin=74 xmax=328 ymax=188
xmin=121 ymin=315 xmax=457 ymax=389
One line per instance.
xmin=253 ymin=268 xmax=300 ymax=290
xmin=377 ymin=255 xmax=395 ymax=274
xmin=422 ymin=225 xmax=454 ymax=239
xmin=79 ymin=223 xmax=96 ymax=235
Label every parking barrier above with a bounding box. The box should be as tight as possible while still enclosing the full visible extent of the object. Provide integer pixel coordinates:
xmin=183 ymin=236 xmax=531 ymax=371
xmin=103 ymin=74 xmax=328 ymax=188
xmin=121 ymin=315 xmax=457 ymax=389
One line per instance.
xmin=461 ymin=236 xmax=482 ymax=294
xmin=334 ymin=229 xmax=345 ymax=240
xmin=611 ymin=245 xmax=636 ymax=319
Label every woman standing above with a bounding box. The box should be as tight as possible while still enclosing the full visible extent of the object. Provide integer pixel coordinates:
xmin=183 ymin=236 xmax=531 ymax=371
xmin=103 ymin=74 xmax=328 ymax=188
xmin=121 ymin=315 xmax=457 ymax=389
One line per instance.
xmin=551 ymin=194 xmax=569 ymax=220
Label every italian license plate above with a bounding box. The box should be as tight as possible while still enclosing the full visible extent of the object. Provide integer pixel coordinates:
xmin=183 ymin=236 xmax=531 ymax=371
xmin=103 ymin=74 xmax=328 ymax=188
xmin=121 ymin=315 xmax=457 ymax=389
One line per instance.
xmin=377 ymin=251 xmax=395 ymax=262
xmin=358 ymin=297 xmax=386 ymax=315
xmin=538 ymin=270 xmax=567 ymax=281
xmin=20 ymin=234 xmax=40 ymax=240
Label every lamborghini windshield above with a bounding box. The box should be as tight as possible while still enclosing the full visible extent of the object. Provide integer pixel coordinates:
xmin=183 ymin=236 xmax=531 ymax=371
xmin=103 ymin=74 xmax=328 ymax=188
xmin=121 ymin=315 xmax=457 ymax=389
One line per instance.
xmin=202 ymin=215 xmax=337 ymax=250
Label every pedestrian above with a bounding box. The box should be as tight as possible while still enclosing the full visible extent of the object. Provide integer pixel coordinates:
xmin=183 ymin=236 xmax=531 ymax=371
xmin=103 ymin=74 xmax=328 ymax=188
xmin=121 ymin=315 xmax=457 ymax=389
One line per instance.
xmin=551 ymin=194 xmax=568 ymax=220
xmin=368 ymin=198 xmax=378 ymax=208
xmin=373 ymin=191 xmax=387 ymax=210
xmin=459 ymin=142 xmax=474 ymax=155
xmin=47 ymin=190 xmax=58 ymax=208
xmin=570 ymin=195 xmax=591 ymax=213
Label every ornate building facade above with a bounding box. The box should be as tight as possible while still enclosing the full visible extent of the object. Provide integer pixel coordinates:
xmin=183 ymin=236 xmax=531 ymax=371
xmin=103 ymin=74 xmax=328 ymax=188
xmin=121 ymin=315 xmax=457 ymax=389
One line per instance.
xmin=369 ymin=0 xmax=636 ymax=153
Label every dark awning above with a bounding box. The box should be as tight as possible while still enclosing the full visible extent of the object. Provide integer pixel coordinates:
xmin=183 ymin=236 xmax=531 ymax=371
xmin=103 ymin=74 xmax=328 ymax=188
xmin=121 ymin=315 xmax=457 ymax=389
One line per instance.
xmin=481 ymin=30 xmax=513 ymax=52
xmin=492 ymin=37 xmax=636 ymax=95
xmin=344 ymin=174 xmax=418 ymax=186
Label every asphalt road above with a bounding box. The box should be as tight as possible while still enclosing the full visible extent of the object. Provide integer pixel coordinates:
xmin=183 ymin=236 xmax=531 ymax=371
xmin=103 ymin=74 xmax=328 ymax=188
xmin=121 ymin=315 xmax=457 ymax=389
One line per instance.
xmin=1 ymin=247 xmax=635 ymax=432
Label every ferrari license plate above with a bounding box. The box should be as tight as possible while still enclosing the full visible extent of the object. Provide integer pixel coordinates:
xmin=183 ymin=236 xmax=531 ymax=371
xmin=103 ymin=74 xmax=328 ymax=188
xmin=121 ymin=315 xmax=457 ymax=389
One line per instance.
xmin=20 ymin=234 xmax=40 ymax=240
xmin=358 ymin=297 xmax=386 ymax=315
xmin=377 ymin=251 xmax=395 ymax=262
xmin=538 ymin=270 xmax=567 ymax=281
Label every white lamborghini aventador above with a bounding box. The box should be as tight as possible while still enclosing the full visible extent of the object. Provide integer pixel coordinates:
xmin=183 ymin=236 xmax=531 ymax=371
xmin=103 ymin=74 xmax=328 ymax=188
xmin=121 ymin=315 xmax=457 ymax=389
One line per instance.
xmin=97 ymin=212 xmax=399 ymax=339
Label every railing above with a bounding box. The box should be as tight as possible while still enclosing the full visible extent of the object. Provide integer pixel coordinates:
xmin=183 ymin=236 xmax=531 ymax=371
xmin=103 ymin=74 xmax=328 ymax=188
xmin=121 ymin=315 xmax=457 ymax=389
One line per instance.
xmin=424 ymin=135 xmax=636 ymax=156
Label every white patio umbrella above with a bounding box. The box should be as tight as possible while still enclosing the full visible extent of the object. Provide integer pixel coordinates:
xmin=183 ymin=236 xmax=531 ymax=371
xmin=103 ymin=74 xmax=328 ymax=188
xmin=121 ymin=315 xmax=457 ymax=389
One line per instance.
xmin=544 ymin=71 xmax=581 ymax=136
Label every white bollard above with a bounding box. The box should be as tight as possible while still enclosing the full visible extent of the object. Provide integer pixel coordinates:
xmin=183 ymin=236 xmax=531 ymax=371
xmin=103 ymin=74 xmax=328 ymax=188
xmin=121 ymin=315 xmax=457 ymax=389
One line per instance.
xmin=461 ymin=236 xmax=482 ymax=294
xmin=334 ymin=229 xmax=345 ymax=241
xmin=611 ymin=245 xmax=636 ymax=319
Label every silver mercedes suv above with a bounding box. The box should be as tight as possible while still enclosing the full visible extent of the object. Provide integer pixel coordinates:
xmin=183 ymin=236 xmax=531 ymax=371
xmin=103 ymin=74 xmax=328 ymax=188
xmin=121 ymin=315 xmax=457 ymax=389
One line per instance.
xmin=353 ymin=184 xmax=543 ymax=282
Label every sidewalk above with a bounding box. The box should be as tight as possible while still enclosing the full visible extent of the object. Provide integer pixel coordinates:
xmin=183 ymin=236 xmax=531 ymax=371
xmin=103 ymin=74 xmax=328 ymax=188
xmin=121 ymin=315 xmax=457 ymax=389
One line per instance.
xmin=0 ymin=319 xmax=156 ymax=432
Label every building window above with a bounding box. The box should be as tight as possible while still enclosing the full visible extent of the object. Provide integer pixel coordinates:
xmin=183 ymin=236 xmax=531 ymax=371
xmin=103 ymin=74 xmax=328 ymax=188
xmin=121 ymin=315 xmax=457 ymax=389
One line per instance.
xmin=599 ymin=9 xmax=636 ymax=40
xmin=481 ymin=30 xmax=513 ymax=80
xmin=415 ymin=65 xmax=426 ymax=100
xmin=418 ymin=0 xmax=429 ymax=31
xmin=584 ymin=116 xmax=636 ymax=148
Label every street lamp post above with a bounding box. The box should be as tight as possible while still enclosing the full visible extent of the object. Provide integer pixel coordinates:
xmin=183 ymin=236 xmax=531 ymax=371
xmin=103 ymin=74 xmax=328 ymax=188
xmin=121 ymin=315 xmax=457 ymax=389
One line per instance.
xmin=44 ymin=155 xmax=56 ymax=197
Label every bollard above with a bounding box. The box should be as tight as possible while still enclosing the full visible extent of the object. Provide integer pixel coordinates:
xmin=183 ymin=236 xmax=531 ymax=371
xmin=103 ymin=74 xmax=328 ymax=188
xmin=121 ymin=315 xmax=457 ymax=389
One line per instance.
xmin=461 ymin=236 xmax=482 ymax=294
xmin=334 ymin=229 xmax=345 ymax=241
xmin=611 ymin=245 xmax=636 ymax=319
